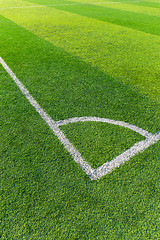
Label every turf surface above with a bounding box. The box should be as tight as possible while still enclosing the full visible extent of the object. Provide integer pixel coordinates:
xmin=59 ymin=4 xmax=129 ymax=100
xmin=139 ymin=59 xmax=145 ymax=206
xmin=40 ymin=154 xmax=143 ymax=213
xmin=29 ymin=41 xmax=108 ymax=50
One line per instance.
xmin=1 ymin=0 xmax=160 ymax=100
xmin=0 ymin=0 xmax=160 ymax=239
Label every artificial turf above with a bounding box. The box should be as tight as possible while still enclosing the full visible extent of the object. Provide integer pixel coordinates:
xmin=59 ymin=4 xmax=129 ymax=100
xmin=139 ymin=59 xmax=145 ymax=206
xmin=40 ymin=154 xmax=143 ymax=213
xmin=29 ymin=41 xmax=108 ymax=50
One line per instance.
xmin=0 ymin=0 xmax=160 ymax=239
xmin=1 ymin=1 xmax=159 ymax=101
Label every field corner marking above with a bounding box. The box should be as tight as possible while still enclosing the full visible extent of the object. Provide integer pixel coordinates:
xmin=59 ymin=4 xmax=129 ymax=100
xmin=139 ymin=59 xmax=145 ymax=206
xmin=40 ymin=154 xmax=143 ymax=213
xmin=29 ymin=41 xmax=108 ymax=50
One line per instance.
xmin=1 ymin=56 xmax=160 ymax=181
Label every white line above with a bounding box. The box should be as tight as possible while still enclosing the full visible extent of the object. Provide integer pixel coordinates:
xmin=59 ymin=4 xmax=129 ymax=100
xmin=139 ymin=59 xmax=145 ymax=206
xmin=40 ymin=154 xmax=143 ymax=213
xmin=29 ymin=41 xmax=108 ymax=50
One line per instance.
xmin=57 ymin=116 xmax=160 ymax=180
xmin=56 ymin=116 xmax=153 ymax=138
xmin=94 ymin=131 xmax=160 ymax=179
xmin=1 ymin=56 xmax=160 ymax=181
xmin=0 ymin=1 xmax=140 ymax=10
xmin=0 ymin=57 xmax=95 ymax=179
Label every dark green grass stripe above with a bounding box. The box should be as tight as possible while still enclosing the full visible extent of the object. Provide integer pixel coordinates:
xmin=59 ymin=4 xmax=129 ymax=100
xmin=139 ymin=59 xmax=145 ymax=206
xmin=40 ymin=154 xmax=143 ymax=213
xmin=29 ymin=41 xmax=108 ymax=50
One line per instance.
xmin=26 ymin=0 xmax=160 ymax=36
xmin=127 ymin=0 xmax=160 ymax=9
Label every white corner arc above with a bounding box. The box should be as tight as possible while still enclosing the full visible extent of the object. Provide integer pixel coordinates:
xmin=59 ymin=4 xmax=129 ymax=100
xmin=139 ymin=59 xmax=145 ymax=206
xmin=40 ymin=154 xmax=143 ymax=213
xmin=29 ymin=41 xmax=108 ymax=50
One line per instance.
xmin=56 ymin=117 xmax=160 ymax=180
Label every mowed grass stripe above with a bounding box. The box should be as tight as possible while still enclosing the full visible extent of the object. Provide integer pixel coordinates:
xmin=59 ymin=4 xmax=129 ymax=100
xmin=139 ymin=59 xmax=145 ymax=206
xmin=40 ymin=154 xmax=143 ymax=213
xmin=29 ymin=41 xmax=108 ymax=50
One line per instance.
xmin=0 ymin=0 xmax=76 ymax=9
xmin=98 ymin=0 xmax=160 ymax=9
xmin=127 ymin=0 xmax=160 ymax=9
xmin=0 ymin=0 xmax=40 ymax=8
xmin=68 ymin=0 xmax=160 ymax=17
xmin=26 ymin=0 xmax=160 ymax=36
xmin=1 ymin=4 xmax=160 ymax=101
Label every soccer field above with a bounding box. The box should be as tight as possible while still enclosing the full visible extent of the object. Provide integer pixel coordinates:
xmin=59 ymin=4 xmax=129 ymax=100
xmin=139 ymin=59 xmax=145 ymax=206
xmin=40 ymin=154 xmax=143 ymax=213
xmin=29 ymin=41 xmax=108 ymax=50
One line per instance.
xmin=1 ymin=0 xmax=160 ymax=239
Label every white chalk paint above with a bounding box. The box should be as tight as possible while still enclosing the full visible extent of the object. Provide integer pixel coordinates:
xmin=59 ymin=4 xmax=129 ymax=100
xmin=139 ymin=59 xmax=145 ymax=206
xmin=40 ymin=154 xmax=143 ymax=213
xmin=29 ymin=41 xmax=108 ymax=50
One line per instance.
xmin=1 ymin=56 xmax=160 ymax=180
xmin=0 ymin=57 xmax=94 ymax=179
xmin=56 ymin=116 xmax=153 ymax=138
xmin=57 ymin=117 xmax=160 ymax=180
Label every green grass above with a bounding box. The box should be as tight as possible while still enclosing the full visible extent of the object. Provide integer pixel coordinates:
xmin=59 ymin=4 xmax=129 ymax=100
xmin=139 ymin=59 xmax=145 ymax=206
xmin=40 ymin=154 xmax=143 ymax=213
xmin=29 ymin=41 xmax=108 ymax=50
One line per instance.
xmin=0 ymin=0 xmax=160 ymax=239
xmin=26 ymin=0 xmax=160 ymax=36
xmin=1 ymin=1 xmax=160 ymax=101
xmin=61 ymin=122 xmax=145 ymax=168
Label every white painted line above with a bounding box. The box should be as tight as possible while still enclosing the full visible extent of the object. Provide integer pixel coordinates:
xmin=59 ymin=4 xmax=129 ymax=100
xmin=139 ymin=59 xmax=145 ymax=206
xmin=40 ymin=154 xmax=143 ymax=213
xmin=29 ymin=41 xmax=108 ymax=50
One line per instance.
xmin=1 ymin=56 xmax=160 ymax=180
xmin=57 ymin=117 xmax=160 ymax=180
xmin=0 ymin=1 xmax=140 ymax=10
xmin=95 ymin=131 xmax=160 ymax=179
xmin=0 ymin=57 xmax=95 ymax=179
xmin=56 ymin=116 xmax=153 ymax=138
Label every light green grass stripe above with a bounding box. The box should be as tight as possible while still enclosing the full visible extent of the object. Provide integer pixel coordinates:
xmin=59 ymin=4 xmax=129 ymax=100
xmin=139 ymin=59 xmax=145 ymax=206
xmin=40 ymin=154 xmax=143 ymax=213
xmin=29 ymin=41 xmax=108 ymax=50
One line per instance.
xmin=68 ymin=0 xmax=160 ymax=16
xmin=1 ymin=4 xmax=160 ymax=102
xmin=0 ymin=0 xmax=40 ymax=8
